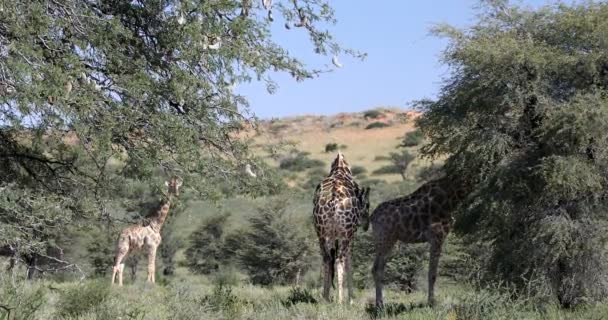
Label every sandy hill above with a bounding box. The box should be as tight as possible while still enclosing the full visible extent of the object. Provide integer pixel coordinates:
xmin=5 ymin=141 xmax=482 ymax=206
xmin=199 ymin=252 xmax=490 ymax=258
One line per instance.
xmin=244 ymin=107 xmax=429 ymax=183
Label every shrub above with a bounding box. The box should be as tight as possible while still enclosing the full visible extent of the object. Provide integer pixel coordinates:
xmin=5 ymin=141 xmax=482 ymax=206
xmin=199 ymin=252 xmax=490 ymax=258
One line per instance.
xmin=365 ymin=121 xmax=390 ymax=130
xmin=301 ymin=168 xmax=328 ymax=190
xmin=416 ymin=164 xmax=444 ymax=182
xmin=360 ymin=178 xmax=385 ymax=186
xmin=0 ymin=280 xmax=46 ymax=320
xmin=351 ymin=165 xmax=367 ymax=176
xmin=224 ymin=196 xmax=315 ymax=285
xmin=372 ymin=165 xmax=401 ymax=175
xmin=279 ymin=151 xmax=324 ymax=172
xmin=184 ymin=213 xmax=232 ymax=275
xmin=363 ymin=109 xmax=384 ymax=119
xmin=281 ymin=287 xmax=318 ymax=307
xmin=400 ymin=129 xmax=424 ymax=147
xmin=56 ymin=280 xmax=111 ymax=318
xmin=200 ymin=283 xmax=244 ymax=317
xmin=324 ymin=143 xmax=339 ymax=153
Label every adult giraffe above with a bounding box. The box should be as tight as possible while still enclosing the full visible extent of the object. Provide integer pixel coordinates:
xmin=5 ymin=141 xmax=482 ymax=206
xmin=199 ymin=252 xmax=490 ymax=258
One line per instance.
xmin=313 ymin=152 xmax=370 ymax=303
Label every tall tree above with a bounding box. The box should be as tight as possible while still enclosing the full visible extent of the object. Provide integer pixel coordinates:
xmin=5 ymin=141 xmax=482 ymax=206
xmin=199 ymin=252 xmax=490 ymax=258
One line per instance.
xmin=0 ymin=0 xmax=360 ymax=268
xmin=418 ymin=1 xmax=608 ymax=307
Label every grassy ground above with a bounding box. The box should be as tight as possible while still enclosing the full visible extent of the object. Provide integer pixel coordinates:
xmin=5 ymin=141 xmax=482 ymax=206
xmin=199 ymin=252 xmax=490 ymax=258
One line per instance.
xmin=2 ymin=274 xmax=608 ymax=320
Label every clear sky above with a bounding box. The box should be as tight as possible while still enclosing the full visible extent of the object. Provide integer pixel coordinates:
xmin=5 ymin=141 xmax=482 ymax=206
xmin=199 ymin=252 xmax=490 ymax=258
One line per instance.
xmin=238 ymin=0 xmax=565 ymax=119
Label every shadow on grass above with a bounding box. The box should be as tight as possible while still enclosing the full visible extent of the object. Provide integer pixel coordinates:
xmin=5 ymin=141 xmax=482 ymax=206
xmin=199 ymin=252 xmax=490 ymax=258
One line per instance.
xmin=365 ymin=302 xmax=429 ymax=318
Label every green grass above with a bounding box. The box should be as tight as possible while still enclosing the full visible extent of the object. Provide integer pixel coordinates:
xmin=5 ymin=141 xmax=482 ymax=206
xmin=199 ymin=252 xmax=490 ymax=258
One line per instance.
xmin=2 ymin=276 xmax=608 ymax=320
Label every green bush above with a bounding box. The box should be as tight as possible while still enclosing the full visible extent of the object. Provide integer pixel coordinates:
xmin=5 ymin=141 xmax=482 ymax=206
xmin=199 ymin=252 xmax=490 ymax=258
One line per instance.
xmin=224 ymin=196 xmax=315 ymax=285
xmin=400 ymin=130 xmax=424 ymax=147
xmin=0 ymin=280 xmax=46 ymax=320
xmin=365 ymin=121 xmax=391 ymax=130
xmin=374 ymin=155 xmax=390 ymax=161
xmin=372 ymin=165 xmax=401 ymax=175
xmin=351 ymin=165 xmax=367 ymax=176
xmin=360 ymin=178 xmax=385 ymax=186
xmin=200 ymin=283 xmax=245 ymax=317
xmin=279 ymin=151 xmax=324 ymax=172
xmin=301 ymin=167 xmax=328 ymax=190
xmin=281 ymin=287 xmax=318 ymax=307
xmin=363 ymin=109 xmax=384 ymax=119
xmin=56 ymin=280 xmax=111 ymax=318
xmin=324 ymin=143 xmax=339 ymax=153
xmin=184 ymin=213 xmax=232 ymax=275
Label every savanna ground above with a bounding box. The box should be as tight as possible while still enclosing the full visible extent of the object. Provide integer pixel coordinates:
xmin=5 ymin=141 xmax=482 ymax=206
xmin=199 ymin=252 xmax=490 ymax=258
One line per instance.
xmin=2 ymin=110 xmax=608 ymax=320
xmin=3 ymin=266 xmax=608 ymax=319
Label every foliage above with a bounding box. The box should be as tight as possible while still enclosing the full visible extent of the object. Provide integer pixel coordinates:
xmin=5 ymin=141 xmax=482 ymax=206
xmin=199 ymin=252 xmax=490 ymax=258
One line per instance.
xmin=352 ymin=232 xmax=424 ymax=291
xmin=372 ymin=164 xmax=401 ymax=175
xmin=301 ymin=167 xmax=328 ymax=191
xmin=281 ymin=287 xmax=318 ymax=307
xmin=200 ymin=283 xmax=244 ymax=317
xmin=365 ymin=122 xmax=391 ymax=130
xmin=184 ymin=213 xmax=232 ymax=275
xmin=279 ymin=151 xmax=324 ymax=172
xmin=324 ymin=143 xmax=339 ymax=153
xmin=417 ymin=1 xmax=608 ymax=307
xmin=85 ymin=226 xmax=115 ymax=277
xmin=351 ymin=165 xmax=368 ymax=177
xmin=416 ymin=163 xmax=445 ymax=183
xmin=0 ymin=0 xmax=358 ymax=264
xmin=56 ymin=280 xmax=111 ymax=318
xmin=363 ymin=109 xmax=384 ymax=119
xmin=400 ymin=130 xmax=424 ymax=147
xmin=225 ymin=196 xmax=315 ymax=286
xmin=0 ymin=280 xmax=46 ymax=320
xmin=372 ymin=150 xmax=415 ymax=180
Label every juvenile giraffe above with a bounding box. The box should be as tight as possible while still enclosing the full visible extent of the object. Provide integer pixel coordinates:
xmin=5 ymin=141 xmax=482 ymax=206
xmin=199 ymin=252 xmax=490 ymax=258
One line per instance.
xmin=111 ymin=176 xmax=182 ymax=286
xmin=370 ymin=176 xmax=470 ymax=306
xmin=313 ymin=152 xmax=371 ymax=303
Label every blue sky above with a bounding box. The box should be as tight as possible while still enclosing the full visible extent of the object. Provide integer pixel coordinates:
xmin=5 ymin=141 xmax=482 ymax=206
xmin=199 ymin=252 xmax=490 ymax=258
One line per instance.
xmin=238 ymin=0 xmax=564 ymax=119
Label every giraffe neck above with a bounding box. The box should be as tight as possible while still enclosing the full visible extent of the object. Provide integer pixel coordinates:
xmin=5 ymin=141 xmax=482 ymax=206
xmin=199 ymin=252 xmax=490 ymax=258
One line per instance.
xmin=149 ymin=196 xmax=172 ymax=233
xmin=426 ymin=176 xmax=472 ymax=211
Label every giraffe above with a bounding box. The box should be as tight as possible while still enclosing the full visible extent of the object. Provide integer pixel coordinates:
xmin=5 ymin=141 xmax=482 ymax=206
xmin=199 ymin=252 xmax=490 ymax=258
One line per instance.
xmin=370 ymin=176 xmax=470 ymax=307
xmin=111 ymin=176 xmax=182 ymax=286
xmin=313 ymin=152 xmax=371 ymax=303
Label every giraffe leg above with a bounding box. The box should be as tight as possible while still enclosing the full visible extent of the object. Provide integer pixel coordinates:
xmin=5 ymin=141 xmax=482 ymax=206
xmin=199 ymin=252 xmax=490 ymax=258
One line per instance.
xmin=372 ymin=251 xmax=387 ymax=308
xmin=118 ymin=263 xmax=125 ymax=286
xmin=336 ymin=256 xmax=345 ymax=304
xmin=427 ymin=235 xmax=444 ymax=307
xmin=112 ymin=248 xmax=128 ymax=286
xmin=318 ymin=238 xmax=333 ymax=302
xmin=147 ymin=246 xmax=157 ymax=284
xmin=346 ymin=251 xmax=353 ymax=305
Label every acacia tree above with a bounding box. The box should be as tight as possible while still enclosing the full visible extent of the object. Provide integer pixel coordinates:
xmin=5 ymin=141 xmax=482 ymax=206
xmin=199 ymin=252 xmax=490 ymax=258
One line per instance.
xmin=418 ymin=1 xmax=608 ymax=307
xmin=0 ymin=0 xmax=359 ymax=269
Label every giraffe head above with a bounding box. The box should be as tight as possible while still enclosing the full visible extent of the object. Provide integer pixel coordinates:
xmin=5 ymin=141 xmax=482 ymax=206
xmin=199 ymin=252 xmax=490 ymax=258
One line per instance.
xmin=358 ymin=186 xmax=371 ymax=231
xmin=329 ymin=152 xmax=352 ymax=175
xmin=164 ymin=176 xmax=183 ymax=197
